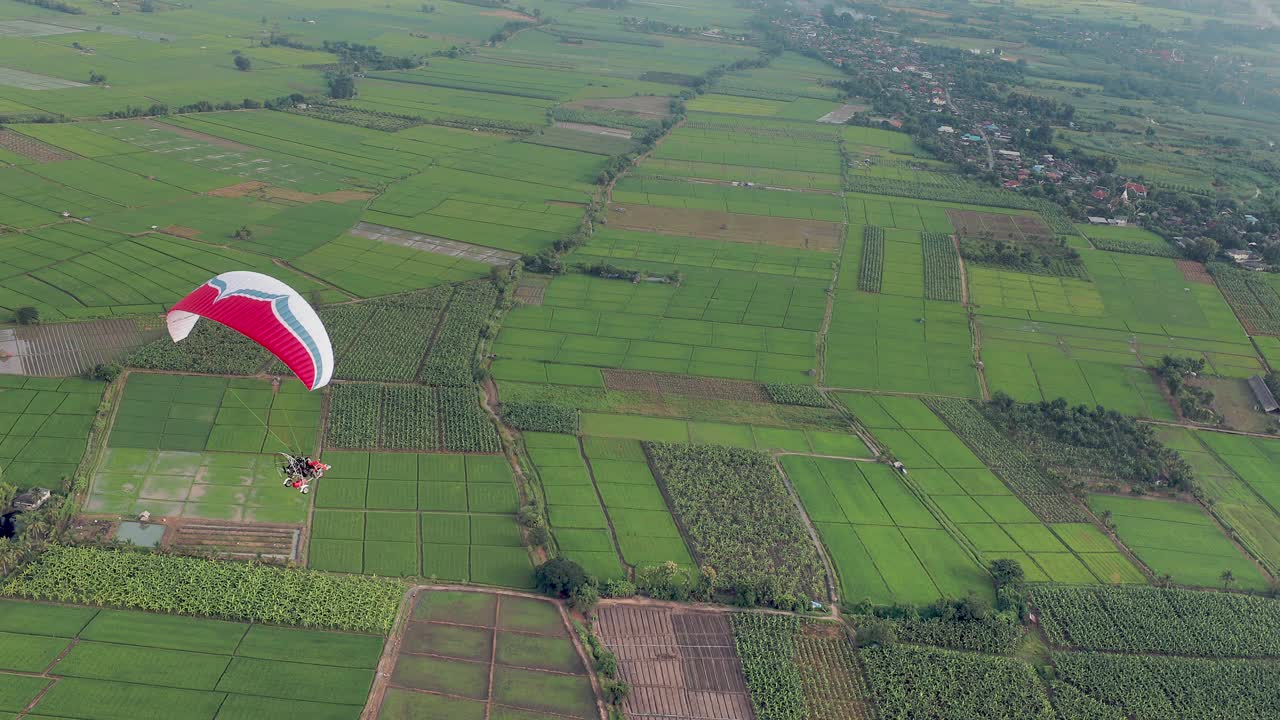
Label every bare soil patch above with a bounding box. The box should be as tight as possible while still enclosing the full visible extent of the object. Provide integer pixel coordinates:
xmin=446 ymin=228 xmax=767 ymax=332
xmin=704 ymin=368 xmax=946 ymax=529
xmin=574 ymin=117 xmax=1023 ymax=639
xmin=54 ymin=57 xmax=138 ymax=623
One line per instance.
xmin=1177 ymin=260 xmax=1214 ymax=284
xmin=160 ymin=225 xmax=201 ymax=238
xmin=607 ymin=203 xmax=842 ymax=250
xmin=262 ymin=186 xmax=373 ymax=204
xmin=0 ymin=127 xmax=76 ymax=162
xmin=947 ymin=208 xmax=1055 ymax=245
xmin=817 ymin=103 xmax=868 ymax=124
xmin=596 ymin=605 xmax=753 ymax=720
xmin=479 ymin=9 xmax=534 ymax=19
xmin=566 ymin=95 xmax=671 ymax=117
xmin=603 ymin=369 xmax=769 ymax=402
xmin=205 ymin=181 xmax=267 ymax=198
xmin=553 ymin=121 xmax=634 ymax=138
xmin=163 ymin=519 xmax=301 ymax=563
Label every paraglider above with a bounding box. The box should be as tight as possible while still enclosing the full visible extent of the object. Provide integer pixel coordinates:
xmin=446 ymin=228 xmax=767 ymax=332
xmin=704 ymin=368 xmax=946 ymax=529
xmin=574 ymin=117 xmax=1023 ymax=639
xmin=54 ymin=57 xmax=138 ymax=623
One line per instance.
xmin=168 ymin=271 xmax=334 ymax=491
xmin=167 ymin=271 xmax=333 ymax=390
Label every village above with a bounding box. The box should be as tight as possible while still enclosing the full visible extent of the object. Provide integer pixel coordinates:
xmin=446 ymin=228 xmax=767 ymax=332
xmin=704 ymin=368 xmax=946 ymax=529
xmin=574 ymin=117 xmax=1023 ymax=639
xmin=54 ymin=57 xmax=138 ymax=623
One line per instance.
xmin=771 ymin=8 xmax=1280 ymax=269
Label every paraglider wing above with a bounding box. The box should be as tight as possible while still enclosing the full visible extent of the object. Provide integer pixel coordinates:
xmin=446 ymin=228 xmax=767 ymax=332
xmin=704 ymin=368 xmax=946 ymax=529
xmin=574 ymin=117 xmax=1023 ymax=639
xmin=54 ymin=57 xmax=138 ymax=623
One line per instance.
xmin=167 ymin=271 xmax=333 ymax=390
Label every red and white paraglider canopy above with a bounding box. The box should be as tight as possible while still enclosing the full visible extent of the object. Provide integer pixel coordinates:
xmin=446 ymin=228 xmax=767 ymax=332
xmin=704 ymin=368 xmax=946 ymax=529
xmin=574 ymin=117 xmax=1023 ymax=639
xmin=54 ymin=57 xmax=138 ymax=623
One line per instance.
xmin=167 ymin=271 xmax=334 ymax=390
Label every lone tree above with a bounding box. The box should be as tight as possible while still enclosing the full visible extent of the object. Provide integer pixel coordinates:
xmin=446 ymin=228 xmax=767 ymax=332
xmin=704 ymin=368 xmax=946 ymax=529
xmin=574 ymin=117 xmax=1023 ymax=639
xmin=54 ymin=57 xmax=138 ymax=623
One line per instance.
xmin=15 ymin=306 xmax=39 ymax=325
xmin=989 ymin=558 xmax=1025 ymax=591
xmin=1221 ymin=569 xmax=1236 ymax=590
xmin=327 ymin=72 xmax=355 ymax=99
xmin=534 ymin=557 xmax=588 ymax=598
xmin=88 ymin=70 xmax=106 ymax=84
xmin=232 ymin=225 xmax=254 ymax=242
xmin=234 ymin=55 xmax=252 ymax=72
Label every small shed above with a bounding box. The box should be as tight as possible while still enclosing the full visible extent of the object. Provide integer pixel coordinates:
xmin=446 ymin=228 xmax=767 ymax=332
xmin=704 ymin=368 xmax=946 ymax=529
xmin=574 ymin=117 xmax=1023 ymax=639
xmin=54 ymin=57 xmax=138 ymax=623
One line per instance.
xmin=1248 ymin=375 xmax=1279 ymax=413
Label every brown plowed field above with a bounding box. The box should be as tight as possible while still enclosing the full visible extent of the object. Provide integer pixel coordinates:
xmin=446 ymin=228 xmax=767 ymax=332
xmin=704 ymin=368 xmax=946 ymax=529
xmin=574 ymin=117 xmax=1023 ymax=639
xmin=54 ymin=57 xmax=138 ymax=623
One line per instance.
xmin=566 ymin=96 xmax=671 ymax=117
xmin=603 ymin=369 xmax=769 ymax=402
xmin=1177 ymin=259 xmax=1214 ymax=284
xmin=608 ymin=203 xmax=842 ymax=250
xmin=947 ymin=208 xmax=1054 ymax=246
xmin=597 ymin=605 xmax=753 ymax=720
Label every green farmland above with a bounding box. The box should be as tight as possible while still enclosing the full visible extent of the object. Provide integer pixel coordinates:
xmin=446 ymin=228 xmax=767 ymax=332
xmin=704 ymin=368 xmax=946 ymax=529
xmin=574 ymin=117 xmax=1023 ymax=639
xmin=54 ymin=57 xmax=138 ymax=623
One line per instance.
xmin=3 ymin=0 xmax=1280 ymax=716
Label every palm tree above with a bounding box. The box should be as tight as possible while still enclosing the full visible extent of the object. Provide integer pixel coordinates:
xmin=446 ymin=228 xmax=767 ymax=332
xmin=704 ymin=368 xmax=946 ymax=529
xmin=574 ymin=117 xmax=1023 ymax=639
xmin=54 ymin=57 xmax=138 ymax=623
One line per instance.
xmin=1220 ymin=569 xmax=1235 ymax=590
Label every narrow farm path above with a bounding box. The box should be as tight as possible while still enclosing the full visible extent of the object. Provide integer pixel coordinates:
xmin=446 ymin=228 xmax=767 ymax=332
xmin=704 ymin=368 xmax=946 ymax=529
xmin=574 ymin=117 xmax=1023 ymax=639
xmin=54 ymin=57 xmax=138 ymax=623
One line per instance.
xmin=771 ymin=454 xmax=841 ymax=609
xmin=1140 ymin=418 xmax=1280 ymax=440
xmin=577 ymin=437 xmax=631 ymax=574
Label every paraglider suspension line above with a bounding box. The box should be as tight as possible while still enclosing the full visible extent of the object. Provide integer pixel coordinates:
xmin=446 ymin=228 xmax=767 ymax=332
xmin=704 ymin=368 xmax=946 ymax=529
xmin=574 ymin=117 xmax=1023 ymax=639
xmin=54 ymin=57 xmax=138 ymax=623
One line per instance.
xmin=227 ymin=386 xmax=297 ymax=457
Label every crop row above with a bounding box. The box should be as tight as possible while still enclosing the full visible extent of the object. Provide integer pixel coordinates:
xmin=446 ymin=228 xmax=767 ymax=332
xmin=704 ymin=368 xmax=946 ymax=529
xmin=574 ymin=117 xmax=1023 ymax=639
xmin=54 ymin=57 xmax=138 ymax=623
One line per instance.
xmin=1 ymin=546 xmax=402 ymax=634
xmin=1032 ymin=585 xmax=1280 ymax=658
xmin=327 ymin=382 xmax=497 ymax=451
xmin=644 ymin=442 xmax=825 ymax=608
xmin=763 ymin=383 xmax=828 ymax=407
xmin=420 ymin=281 xmax=498 ymax=386
xmin=383 ymin=384 xmax=438 ymax=449
xmin=501 ymin=401 xmax=578 ymax=434
xmin=858 ymin=226 xmax=884 ymax=293
xmin=921 ymin=231 xmax=962 ymax=302
xmin=926 ymin=397 xmax=1090 ymax=522
xmin=326 ymin=382 xmax=382 ymax=448
xmin=1090 ymin=237 xmax=1178 ymax=258
xmin=794 ymin=625 xmax=871 ymax=720
xmin=861 ymin=644 xmax=1054 ymax=720
xmin=1052 ymin=651 xmax=1280 ymax=719
xmin=732 ymin=614 xmax=807 ymax=720
xmin=440 ymin=386 xmax=501 ymax=452
xmin=125 ymin=322 xmax=268 ymax=375
xmin=1207 ymin=263 xmax=1280 ymax=335
xmin=338 ymin=287 xmax=452 ymax=382
xmin=288 ymin=103 xmax=423 ymax=132
xmin=845 ymin=175 xmax=1044 ymax=213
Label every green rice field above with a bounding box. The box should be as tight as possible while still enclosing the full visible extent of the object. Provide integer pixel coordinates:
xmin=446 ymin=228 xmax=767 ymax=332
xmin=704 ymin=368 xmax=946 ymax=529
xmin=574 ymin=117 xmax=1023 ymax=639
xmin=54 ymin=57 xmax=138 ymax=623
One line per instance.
xmin=0 ymin=599 xmax=381 ymax=720
xmin=1089 ymin=493 xmax=1268 ymax=590
xmin=0 ymin=375 xmax=104 ymax=490
xmin=310 ymin=451 xmax=530 ymax=587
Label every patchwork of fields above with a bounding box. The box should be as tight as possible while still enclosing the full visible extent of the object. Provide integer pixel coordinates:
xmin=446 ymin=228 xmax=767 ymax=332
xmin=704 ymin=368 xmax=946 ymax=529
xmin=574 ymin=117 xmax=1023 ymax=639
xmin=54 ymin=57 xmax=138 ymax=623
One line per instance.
xmin=4 ymin=2 xmax=1280 ymax=718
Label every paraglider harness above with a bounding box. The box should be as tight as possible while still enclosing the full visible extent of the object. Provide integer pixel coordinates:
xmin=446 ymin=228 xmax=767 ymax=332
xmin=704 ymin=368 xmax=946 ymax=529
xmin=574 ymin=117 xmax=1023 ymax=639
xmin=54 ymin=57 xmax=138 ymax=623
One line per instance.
xmin=280 ymin=454 xmax=329 ymax=494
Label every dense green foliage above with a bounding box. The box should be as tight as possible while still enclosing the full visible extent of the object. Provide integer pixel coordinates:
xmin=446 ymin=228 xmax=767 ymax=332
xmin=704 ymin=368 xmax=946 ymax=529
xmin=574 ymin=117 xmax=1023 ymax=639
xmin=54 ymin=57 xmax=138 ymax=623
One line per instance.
xmin=1052 ymin=651 xmax=1280 ymax=719
xmin=1033 ymin=585 xmax=1280 ymax=658
xmin=921 ymin=231 xmax=962 ymax=302
xmin=855 ymin=602 xmax=1024 ymax=654
xmin=861 ymin=644 xmax=1054 ymax=720
xmin=984 ymin=393 xmax=1191 ymax=488
xmin=440 ymin=386 xmax=501 ymax=452
xmin=125 ymin=323 xmax=267 ymax=375
xmin=420 ymin=282 xmax=498 ymax=386
xmin=763 ymin=383 xmax=828 ymax=408
xmin=731 ymin=614 xmax=806 ymax=720
xmin=1090 ymin=237 xmax=1179 ymax=258
xmin=858 ymin=226 xmax=884 ymax=293
xmin=927 ymin=397 xmax=1088 ymax=522
xmin=502 ymin=401 xmax=578 ymax=433
xmin=1207 ymin=263 xmax=1280 ymax=334
xmin=2 ymin=546 xmax=402 ymax=634
xmin=645 ymin=443 xmax=824 ymax=607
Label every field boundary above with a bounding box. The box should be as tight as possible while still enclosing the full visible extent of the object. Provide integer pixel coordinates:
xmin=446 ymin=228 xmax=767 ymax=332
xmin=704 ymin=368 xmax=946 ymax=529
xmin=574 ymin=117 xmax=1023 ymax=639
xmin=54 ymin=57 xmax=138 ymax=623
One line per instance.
xmin=771 ymin=454 xmax=840 ymax=607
